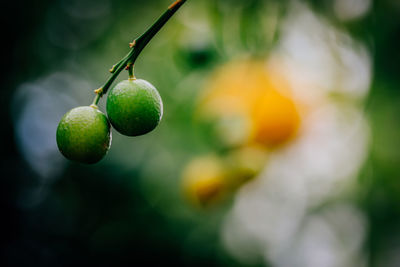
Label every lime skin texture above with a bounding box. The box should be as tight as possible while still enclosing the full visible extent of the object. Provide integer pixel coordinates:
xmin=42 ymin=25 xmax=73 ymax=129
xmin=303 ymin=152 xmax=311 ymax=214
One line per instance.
xmin=106 ymin=79 xmax=163 ymax=136
xmin=56 ymin=106 xmax=112 ymax=164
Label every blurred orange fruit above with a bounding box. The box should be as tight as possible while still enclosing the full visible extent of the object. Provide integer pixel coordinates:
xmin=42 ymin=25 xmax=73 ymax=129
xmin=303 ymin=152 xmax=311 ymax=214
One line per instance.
xmin=251 ymin=89 xmax=300 ymax=147
xmin=200 ymin=60 xmax=269 ymax=115
xmin=199 ymin=58 xmax=301 ymax=148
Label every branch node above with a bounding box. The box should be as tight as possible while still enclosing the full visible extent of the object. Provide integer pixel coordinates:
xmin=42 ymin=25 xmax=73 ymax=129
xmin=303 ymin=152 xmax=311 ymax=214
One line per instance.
xmin=109 ymin=65 xmax=116 ymax=73
xmin=129 ymin=40 xmax=137 ymax=48
xmin=94 ymin=88 xmax=103 ymax=95
xmin=169 ymin=0 xmax=183 ymax=10
xmin=126 ymin=62 xmax=134 ymax=69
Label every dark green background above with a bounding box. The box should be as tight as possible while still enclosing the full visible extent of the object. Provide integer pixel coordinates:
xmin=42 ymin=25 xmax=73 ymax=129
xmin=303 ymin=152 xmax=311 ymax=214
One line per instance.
xmin=1 ymin=0 xmax=400 ymax=266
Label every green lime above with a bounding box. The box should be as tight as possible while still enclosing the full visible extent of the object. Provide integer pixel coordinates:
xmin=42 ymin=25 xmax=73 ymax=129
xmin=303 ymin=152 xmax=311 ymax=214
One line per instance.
xmin=106 ymin=79 xmax=163 ymax=136
xmin=56 ymin=106 xmax=112 ymax=164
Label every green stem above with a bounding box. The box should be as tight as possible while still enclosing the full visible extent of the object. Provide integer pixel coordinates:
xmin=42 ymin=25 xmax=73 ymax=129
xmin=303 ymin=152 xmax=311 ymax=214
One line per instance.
xmin=92 ymin=93 xmax=101 ymax=106
xmin=92 ymin=0 xmax=187 ymax=105
xmin=128 ymin=63 xmax=134 ymax=79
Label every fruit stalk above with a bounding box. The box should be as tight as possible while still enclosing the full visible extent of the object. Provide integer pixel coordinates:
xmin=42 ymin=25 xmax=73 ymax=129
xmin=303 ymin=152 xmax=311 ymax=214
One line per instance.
xmin=92 ymin=0 xmax=187 ymax=106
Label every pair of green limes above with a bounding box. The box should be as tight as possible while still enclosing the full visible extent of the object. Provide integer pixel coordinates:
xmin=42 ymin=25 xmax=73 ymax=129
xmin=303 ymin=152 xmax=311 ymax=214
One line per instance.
xmin=56 ymin=79 xmax=163 ymax=164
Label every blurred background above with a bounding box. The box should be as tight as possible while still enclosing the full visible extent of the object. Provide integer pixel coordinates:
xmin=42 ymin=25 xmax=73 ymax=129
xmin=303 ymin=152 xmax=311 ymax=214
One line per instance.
xmin=1 ymin=0 xmax=400 ymax=266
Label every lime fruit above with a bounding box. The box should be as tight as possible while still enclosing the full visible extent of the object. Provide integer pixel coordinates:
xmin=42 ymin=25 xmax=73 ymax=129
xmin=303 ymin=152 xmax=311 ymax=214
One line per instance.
xmin=56 ymin=106 xmax=112 ymax=164
xmin=106 ymin=79 xmax=163 ymax=136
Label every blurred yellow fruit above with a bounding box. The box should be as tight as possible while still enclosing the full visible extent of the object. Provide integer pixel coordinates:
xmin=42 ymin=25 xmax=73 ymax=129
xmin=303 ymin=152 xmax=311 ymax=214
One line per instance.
xmin=182 ymin=156 xmax=227 ymax=208
xmin=199 ymin=58 xmax=301 ymax=148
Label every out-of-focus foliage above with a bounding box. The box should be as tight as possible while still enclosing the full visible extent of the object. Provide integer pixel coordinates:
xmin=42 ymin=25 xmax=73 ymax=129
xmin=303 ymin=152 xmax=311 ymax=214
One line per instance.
xmin=2 ymin=0 xmax=400 ymax=266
